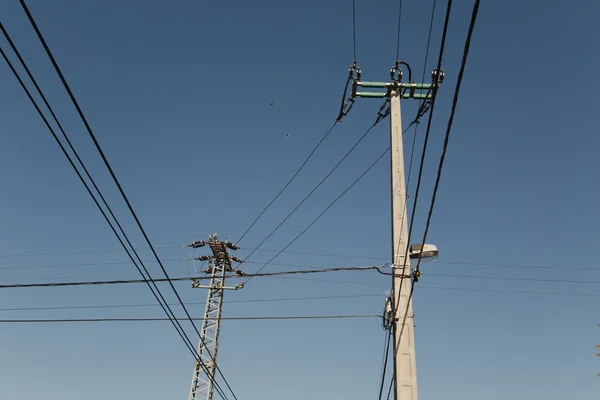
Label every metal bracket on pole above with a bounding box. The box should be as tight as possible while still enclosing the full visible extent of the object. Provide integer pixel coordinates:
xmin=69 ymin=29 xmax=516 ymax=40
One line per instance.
xmin=350 ymin=66 xmax=444 ymax=101
xmin=191 ymin=281 xmax=243 ymax=290
xmin=353 ymin=81 xmax=435 ymax=99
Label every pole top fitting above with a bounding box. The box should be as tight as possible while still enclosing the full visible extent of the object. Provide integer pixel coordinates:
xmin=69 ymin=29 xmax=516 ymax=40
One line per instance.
xmin=349 ymin=61 xmax=361 ymax=80
xmin=390 ymin=64 xmax=403 ymax=83
xmin=391 ymin=61 xmax=413 ymax=83
xmin=432 ymin=68 xmax=445 ymax=85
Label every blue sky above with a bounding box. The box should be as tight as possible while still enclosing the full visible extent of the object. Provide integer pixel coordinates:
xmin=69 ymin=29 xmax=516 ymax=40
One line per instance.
xmin=0 ymin=0 xmax=599 ymax=399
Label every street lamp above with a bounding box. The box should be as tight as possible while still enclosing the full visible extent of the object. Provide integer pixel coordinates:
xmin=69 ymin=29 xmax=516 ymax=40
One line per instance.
xmin=408 ymin=244 xmax=439 ymax=261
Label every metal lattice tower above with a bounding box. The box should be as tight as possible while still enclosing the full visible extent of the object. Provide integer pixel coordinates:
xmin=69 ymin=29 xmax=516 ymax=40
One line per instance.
xmin=187 ymin=234 xmax=243 ymax=400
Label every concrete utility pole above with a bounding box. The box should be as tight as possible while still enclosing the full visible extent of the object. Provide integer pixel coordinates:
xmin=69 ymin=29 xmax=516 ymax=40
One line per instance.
xmin=347 ymin=62 xmax=443 ymax=400
xmin=186 ymin=234 xmax=244 ymax=400
xmin=388 ymin=87 xmax=418 ymax=400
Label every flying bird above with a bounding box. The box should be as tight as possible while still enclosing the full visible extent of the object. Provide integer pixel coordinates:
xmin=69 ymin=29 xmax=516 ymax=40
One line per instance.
xmin=269 ymin=101 xmax=276 ymax=106
xmin=285 ymin=132 xmax=290 ymax=138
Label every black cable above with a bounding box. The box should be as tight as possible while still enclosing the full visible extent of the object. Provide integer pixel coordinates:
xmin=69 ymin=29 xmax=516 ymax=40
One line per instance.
xmin=0 ymin=293 xmax=384 ymax=312
xmin=352 ymin=0 xmax=357 ymax=62
xmin=393 ymin=1 xmax=481 ymax=386
xmin=273 ymin=272 xmax=600 ymax=286
xmin=420 ymin=285 xmax=600 ymax=298
xmin=249 ymin=274 xmax=600 ymax=299
xmin=385 ymin=375 xmax=395 ymax=400
xmin=388 ymin=7 xmax=438 ymax=379
xmin=236 ymin=121 xmax=338 ymax=244
xmin=15 ymin=3 xmax=238 ymax=397
xmin=395 ymin=0 xmax=405 ymax=60
xmin=399 ymin=0 xmax=453 ymax=281
xmin=405 ymin=0 xmax=438 ymax=191
xmin=377 ymin=330 xmax=392 ymax=400
xmin=0 ymin=245 xmax=180 ymax=259
xmin=0 ymin=42 xmax=223 ymax=394
xmin=414 ymin=0 xmax=480 ymax=275
xmin=0 ymin=259 xmax=184 ymax=271
xmin=3 ymin=254 xmax=592 ymax=273
xmin=243 ymin=145 xmax=390 ymax=284
xmin=4 ymin=244 xmax=599 ymax=272
xmin=0 ymin=265 xmax=388 ymax=289
xmin=18 ymin=0 xmax=201 ymax=340
xmin=243 ymin=100 xmax=432 ymax=284
xmin=242 ymin=120 xmax=380 ymax=266
xmin=384 ymin=323 xmax=396 ymax=400
xmin=392 ymin=0 xmax=453 ymax=332
xmin=0 ymin=315 xmax=381 ymax=323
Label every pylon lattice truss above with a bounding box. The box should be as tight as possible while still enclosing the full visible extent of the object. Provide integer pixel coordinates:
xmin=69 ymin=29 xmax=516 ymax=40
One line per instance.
xmin=188 ymin=234 xmax=242 ymax=400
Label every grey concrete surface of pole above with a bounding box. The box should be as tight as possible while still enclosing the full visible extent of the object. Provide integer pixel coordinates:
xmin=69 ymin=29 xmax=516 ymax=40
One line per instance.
xmin=390 ymin=89 xmax=419 ymax=400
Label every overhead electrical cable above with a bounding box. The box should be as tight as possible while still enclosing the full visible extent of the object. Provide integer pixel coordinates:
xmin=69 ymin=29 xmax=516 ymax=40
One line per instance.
xmin=377 ymin=330 xmax=393 ymax=400
xmin=405 ymin=0 xmax=438 ymax=194
xmin=352 ymin=0 xmax=357 ymax=62
xmin=395 ymin=0 xmax=481 ymax=379
xmin=395 ymin=0 xmax=405 ymax=60
xmin=413 ymin=0 xmax=481 ymax=278
xmin=0 ymin=315 xmax=381 ymax=324
xmin=4 ymin=270 xmax=600 ymax=290
xmin=0 ymin=40 xmax=238 ymax=399
xmin=394 ymin=0 xmax=454 ymax=317
xmin=0 ymin=265 xmax=389 ymax=289
xmin=241 ymin=120 xmax=382 ymax=265
xmin=0 ymin=245 xmax=181 ymax=259
xmin=0 ymin=293 xmax=384 ymax=312
xmin=235 ymin=121 xmax=338 ymax=244
xmin=2 ymin=251 xmax=598 ymax=273
xmin=242 ymin=92 xmax=433 ymax=285
xmin=14 ymin=3 xmax=239 ymax=398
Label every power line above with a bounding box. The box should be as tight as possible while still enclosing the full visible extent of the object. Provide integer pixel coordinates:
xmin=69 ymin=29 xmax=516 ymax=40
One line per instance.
xmin=0 ymin=265 xmax=388 ymax=289
xmin=0 ymin=245 xmax=181 ymax=259
xmin=395 ymin=0 xmax=405 ymax=60
xmin=18 ymin=0 xmax=201 ymax=340
xmin=243 ymin=94 xmax=432 ymax=285
xmin=5 ymin=245 xmax=598 ymax=273
xmin=419 ymin=285 xmax=600 ymax=298
xmin=405 ymin=0 xmax=438 ymax=192
xmin=16 ymin=3 xmax=238 ymax=398
xmin=395 ymin=0 xmax=453 ymax=316
xmin=377 ymin=330 xmax=393 ymax=400
xmin=0 ymin=26 xmax=210 ymax=378
xmin=352 ymin=0 xmax=357 ymax=62
xmin=0 ymin=293 xmax=384 ymax=313
xmin=0 ymin=259 xmax=184 ymax=271
xmin=242 ymin=121 xmax=381 ymax=266
xmin=257 ymin=276 xmax=600 ymax=298
xmin=395 ymin=0 xmax=481 ymax=377
xmin=236 ymin=121 xmax=338 ymax=244
xmin=6 ymin=269 xmax=600 ymax=291
xmin=0 ymin=315 xmax=381 ymax=324
xmin=427 ymin=273 xmax=600 ymax=285
xmin=243 ymin=146 xmax=390 ymax=285
xmin=414 ymin=0 xmax=480 ymax=277
xmin=3 ymin=256 xmax=598 ymax=273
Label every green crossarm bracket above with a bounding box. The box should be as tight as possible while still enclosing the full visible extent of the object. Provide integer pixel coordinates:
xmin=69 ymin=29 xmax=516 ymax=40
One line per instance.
xmin=355 ymin=92 xmax=432 ymax=100
xmin=352 ymin=81 xmax=435 ymax=100
xmin=358 ymin=82 xmax=434 ymax=90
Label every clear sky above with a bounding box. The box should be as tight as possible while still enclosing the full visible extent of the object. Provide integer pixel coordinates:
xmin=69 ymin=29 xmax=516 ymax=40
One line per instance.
xmin=0 ymin=0 xmax=599 ymax=399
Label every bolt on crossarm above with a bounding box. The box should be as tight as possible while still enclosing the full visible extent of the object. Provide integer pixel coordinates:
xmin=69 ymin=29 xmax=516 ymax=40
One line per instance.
xmin=186 ymin=234 xmax=244 ymax=400
xmin=353 ymin=62 xmax=444 ymax=400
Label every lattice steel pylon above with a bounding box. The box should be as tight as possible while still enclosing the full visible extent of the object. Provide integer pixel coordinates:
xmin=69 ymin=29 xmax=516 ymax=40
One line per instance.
xmin=187 ymin=234 xmax=244 ymax=400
